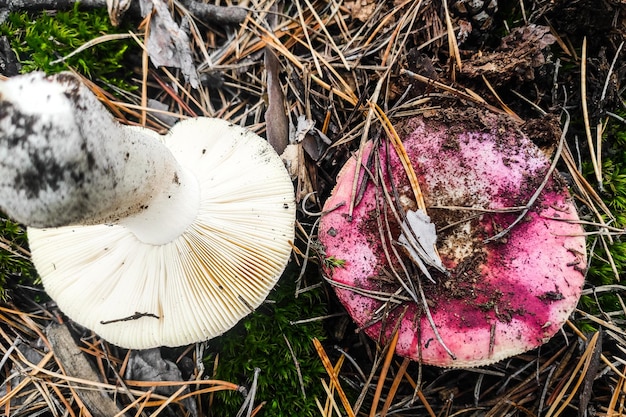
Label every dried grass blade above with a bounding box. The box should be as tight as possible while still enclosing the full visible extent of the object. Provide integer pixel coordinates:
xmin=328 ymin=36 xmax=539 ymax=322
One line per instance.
xmin=373 ymin=102 xmax=426 ymax=212
xmin=580 ymin=37 xmax=603 ymax=190
xmin=442 ymin=0 xmax=461 ymax=72
xmin=49 ymin=33 xmax=135 ymax=65
xmin=544 ymin=331 xmax=600 ymax=417
xmin=481 ymin=75 xmax=521 ymax=120
xmin=379 ymin=357 xmax=410 ymax=417
xmin=606 ymin=366 xmax=626 ymax=417
xmin=301 ymin=0 xmax=350 ymax=70
xmin=369 ymin=329 xmax=399 ymax=417
xmin=313 ymin=338 xmax=355 ymax=417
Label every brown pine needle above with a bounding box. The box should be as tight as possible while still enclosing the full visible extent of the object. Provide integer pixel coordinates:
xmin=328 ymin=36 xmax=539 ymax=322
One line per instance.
xmin=373 ymin=102 xmax=427 ymax=212
xmin=301 ymin=0 xmax=350 ymax=70
xmin=567 ymin=320 xmax=626 ymax=379
xmin=379 ymin=357 xmax=410 ymax=416
xmin=319 ymin=356 xmax=343 ymax=417
xmin=544 ymin=332 xmax=600 ymax=417
xmin=482 ymin=75 xmax=521 ymax=121
xmin=442 ymin=0 xmax=462 ymax=73
xmin=369 ymin=329 xmax=399 ymax=417
xmin=606 ymin=366 xmax=626 ymax=417
xmin=320 ymin=379 xmax=343 ymax=417
xmin=313 ymin=338 xmax=356 ymax=417
xmin=581 ymin=37 xmax=603 ymax=190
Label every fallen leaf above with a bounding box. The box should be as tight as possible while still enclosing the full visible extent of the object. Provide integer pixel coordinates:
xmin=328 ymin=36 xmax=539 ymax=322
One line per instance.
xmin=265 ymin=47 xmax=289 ymax=154
xmin=397 ymin=209 xmax=447 ymax=282
xmin=140 ymin=0 xmax=199 ymax=88
xmin=344 ymin=0 xmax=377 ymax=22
xmin=127 ymin=348 xmax=198 ymax=417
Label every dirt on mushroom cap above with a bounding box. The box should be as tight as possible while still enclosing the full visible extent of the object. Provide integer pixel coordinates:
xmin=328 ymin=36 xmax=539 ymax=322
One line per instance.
xmin=318 ymin=109 xmax=586 ymax=368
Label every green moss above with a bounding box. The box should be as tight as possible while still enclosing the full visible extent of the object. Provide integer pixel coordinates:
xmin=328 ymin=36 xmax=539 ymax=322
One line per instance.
xmin=206 ymin=270 xmax=327 ymax=417
xmin=0 ymin=217 xmax=38 ymax=301
xmin=581 ymin=113 xmax=626 ymax=319
xmin=0 ymin=4 xmax=134 ymax=88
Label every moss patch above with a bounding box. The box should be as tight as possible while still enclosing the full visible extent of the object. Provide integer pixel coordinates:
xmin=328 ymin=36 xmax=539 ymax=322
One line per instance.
xmin=206 ymin=269 xmax=327 ymax=417
xmin=1 ymin=4 xmax=134 ymax=88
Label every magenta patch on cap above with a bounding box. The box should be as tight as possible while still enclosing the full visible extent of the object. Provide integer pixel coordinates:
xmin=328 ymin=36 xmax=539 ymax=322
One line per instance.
xmin=319 ymin=114 xmax=586 ymax=367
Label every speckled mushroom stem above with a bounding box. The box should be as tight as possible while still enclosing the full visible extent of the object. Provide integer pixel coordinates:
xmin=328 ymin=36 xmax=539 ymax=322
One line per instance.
xmin=0 ymin=72 xmax=199 ymax=245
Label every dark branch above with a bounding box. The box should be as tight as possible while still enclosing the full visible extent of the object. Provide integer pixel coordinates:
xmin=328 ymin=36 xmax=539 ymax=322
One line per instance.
xmin=0 ymin=0 xmax=248 ymax=25
xmin=181 ymin=0 xmax=248 ymax=25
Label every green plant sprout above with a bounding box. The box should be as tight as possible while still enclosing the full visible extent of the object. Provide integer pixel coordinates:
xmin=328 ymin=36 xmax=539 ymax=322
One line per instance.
xmin=324 ymin=256 xmax=346 ymax=269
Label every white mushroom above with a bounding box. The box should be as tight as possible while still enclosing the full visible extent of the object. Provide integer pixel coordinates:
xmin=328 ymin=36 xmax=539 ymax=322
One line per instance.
xmin=0 ymin=72 xmax=296 ymax=349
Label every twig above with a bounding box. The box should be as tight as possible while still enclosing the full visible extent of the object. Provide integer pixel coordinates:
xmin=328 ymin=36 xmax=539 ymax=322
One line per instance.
xmin=0 ymin=0 xmax=247 ymax=25
xmin=282 ymin=334 xmax=307 ymax=400
xmin=600 ymin=41 xmax=624 ymax=103
xmin=46 ymin=323 xmax=123 ymax=417
xmin=180 ymin=0 xmax=248 ymax=25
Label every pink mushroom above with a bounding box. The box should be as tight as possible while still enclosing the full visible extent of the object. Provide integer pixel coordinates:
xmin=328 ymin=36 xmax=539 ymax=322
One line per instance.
xmin=319 ymin=110 xmax=586 ymax=367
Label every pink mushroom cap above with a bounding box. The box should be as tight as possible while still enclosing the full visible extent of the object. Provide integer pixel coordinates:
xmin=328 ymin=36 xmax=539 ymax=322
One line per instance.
xmin=319 ymin=112 xmax=586 ymax=367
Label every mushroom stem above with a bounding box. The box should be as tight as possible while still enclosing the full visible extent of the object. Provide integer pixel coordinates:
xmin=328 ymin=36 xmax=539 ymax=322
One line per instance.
xmin=0 ymin=72 xmax=198 ymax=245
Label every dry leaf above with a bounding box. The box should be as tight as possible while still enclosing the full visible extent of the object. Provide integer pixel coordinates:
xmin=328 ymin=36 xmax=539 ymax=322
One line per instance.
xmin=397 ymin=209 xmax=447 ymax=282
xmin=461 ymin=24 xmax=557 ymax=85
xmin=344 ymin=0 xmax=377 ymax=22
xmin=140 ymin=0 xmax=199 ymax=88
xmin=265 ymin=47 xmax=289 ymax=154
xmin=127 ymin=349 xmax=198 ymax=417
